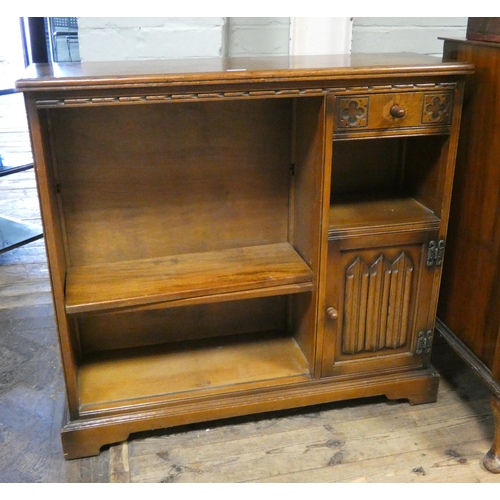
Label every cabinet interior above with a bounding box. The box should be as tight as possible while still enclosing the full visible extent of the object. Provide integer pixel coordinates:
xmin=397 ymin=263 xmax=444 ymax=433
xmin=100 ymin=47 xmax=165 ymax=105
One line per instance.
xmin=43 ymin=96 xmax=325 ymax=406
xmin=329 ymin=135 xmax=448 ymax=234
xmin=50 ymin=99 xmax=293 ymax=266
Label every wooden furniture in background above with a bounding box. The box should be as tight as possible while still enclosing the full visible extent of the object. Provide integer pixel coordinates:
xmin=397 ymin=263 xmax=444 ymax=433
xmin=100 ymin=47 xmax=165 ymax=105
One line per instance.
xmin=438 ymin=37 xmax=500 ymax=474
xmin=466 ymin=17 xmax=500 ymax=44
xmin=16 ymin=54 xmax=472 ymax=460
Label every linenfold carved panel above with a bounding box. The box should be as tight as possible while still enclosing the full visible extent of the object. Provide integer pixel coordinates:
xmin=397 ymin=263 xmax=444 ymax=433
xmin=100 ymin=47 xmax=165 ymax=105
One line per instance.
xmin=342 ymin=252 xmax=414 ymax=355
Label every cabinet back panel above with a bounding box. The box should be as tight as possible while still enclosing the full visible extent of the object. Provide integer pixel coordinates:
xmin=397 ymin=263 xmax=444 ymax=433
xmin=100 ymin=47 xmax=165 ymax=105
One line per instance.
xmin=331 ymin=138 xmax=403 ymax=196
xmin=403 ymin=135 xmax=447 ymax=217
xmin=49 ymin=99 xmax=291 ymax=266
xmin=331 ymin=136 xmax=446 ymax=217
xmin=77 ymin=295 xmax=288 ymax=353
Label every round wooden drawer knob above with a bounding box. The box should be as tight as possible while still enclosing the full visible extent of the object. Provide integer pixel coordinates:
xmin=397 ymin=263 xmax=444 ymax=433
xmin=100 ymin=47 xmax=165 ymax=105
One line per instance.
xmin=326 ymin=307 xmax=339 ymax=320
xmin=390 ymin=104 xmax=406 ymax=118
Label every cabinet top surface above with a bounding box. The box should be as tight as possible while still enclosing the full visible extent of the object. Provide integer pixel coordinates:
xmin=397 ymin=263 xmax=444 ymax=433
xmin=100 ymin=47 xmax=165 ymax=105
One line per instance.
xmin=16 ymin=53 xmax=473 ymax=92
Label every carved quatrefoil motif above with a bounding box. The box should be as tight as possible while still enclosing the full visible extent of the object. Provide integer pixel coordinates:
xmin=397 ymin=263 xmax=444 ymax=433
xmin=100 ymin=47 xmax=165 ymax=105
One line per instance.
xmin=423 ymin=94 xmax=451 ymax=123
xmin=339 ymin=97 xmax=369 ymax=128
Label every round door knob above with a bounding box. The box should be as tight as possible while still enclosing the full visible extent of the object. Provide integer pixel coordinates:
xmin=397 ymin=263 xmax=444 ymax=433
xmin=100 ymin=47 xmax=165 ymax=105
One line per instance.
xmin=326 ymin=307 xmax=339 ymax=320
xmin=390 ymin=104 xmax=406 ymax=118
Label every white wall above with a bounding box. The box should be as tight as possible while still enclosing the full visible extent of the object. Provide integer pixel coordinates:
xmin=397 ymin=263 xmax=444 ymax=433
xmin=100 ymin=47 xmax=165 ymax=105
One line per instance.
xmin=351 ymin=18 xmax=467 ymax=56
xmin=77 ymin=17 xmax=291 ymax=61
xmin=77 ymin=17 xmax=470 ymax=62
xmin=77 ymin=17 xmax=349 ymax=62
xmin=289 ymin=18 xmax=353 ymax=56
xmin=77 ymin=17 xmax=226 ymax=61
xmin=226 ymin=18 xmax=290 ymax=57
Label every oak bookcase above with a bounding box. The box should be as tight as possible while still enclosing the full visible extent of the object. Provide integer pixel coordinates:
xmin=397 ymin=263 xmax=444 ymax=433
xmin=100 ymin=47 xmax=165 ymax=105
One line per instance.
xmin=16 ymin=54 xmax=472 ymax=459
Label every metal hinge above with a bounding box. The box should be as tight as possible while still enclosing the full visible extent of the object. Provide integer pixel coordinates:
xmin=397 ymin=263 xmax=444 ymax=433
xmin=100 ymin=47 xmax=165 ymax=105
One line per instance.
xmin=416 ymin=330 xmax=434 ymax=355
xmin=426 ymin=239 xmax=445 ymax=267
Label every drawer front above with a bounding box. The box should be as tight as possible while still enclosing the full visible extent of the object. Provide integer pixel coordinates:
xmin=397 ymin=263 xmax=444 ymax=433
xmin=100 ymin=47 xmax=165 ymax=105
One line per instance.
xmin=334 ymin=91 xmax=453 ymax=134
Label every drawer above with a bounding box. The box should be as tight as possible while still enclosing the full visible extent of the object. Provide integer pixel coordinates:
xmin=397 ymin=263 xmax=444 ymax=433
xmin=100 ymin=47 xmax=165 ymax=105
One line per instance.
xmin=334 ymin=91 xmax=453 ymax=134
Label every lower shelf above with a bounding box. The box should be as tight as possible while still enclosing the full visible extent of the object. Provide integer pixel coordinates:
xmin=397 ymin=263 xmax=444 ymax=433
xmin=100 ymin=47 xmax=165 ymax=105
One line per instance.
xmin=78 ymin=331 xmax=311 ymax=415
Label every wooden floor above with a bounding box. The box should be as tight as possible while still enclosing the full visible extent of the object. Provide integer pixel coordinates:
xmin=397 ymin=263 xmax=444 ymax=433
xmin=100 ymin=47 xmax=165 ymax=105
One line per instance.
xmin=0 ymin=92 xmax=499 ymax=483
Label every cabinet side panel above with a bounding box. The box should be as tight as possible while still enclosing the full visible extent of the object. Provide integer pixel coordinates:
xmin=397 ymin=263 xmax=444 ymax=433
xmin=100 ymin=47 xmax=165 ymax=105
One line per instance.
xmin=293 ymin=96 xmax=327 ymax=268
xmin=403 ymin=135 xmax=449 ymax=218
xmin=24 ymin=99 xmax=81 ymax=417
xmin=439 ymin=41 xmax=500 ymax=370
xmin=291 ymin=96 xmax=330 ymax=371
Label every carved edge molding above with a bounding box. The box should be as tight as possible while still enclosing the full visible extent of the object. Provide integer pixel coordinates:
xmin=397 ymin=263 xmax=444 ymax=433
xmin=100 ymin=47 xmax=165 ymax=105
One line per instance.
xmin=35 ymin=82 xmax=457 ymax=108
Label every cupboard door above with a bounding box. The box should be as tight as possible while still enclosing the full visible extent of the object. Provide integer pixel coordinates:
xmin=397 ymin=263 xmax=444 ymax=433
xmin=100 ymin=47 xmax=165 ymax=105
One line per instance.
xmin=321 ymin=230 xmax=440 ymax=378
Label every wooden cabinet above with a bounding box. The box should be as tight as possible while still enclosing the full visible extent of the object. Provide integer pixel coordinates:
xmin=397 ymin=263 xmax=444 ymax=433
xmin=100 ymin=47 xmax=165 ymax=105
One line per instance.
xmin=16 ymin=54 xmax=472 ymax=459
xmin=438 ymin=37 xmax=500 ymax=474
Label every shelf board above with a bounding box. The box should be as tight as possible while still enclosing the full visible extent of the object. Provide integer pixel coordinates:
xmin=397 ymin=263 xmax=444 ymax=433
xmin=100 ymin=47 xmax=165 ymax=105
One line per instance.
xmin=78 ymin=331 xmax=311 ymax=414
xmin=65 ymin=242 xmax=313 ymax=315
xmin=329 ymin=195 xmax=440 ymax=237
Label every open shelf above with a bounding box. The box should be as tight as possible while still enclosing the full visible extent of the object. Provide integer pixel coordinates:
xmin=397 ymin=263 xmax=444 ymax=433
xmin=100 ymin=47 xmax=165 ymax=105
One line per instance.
xmin=329 ymin=133 xmax=448 ymax=238
xmin=329 ymin=194 xmax=441 ymax=237
xmin=65 ymin=242 xmax=313 ymax=315
xmin=78 ymin=331 xmax=311 ymax=414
